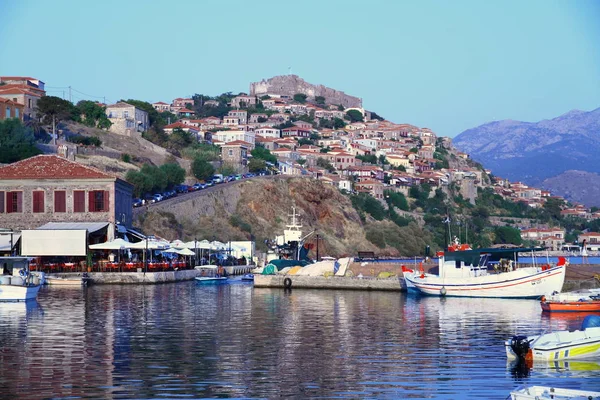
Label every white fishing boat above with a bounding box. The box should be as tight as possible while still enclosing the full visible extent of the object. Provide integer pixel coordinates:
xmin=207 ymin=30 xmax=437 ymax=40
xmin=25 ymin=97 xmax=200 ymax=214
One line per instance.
xmin=505 ymin=315 xmax=600 ymax=361
xmin=45 ymin=275 xmax=85 ymax=286
xmin=195 ymin=276 xmax=228 ymax=284
xmin=0 ymin=257 xmax=42 ymax=301
xmin=403 ymin=245 xmax=566 ymax=298
xmin=509 ymin=385 xmax=600 ymax=400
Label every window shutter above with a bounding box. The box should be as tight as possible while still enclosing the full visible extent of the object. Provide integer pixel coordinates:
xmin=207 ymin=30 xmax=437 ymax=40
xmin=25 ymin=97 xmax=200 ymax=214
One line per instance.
xmin=16 ymin=192 xmax=22 ymax=213
xmin=104 ymin=191 xmax=110 ymax=212
xmin=0 ymin=191 xmax=4 ymax=213
xmin=89 ymin=191 xmax=95 ymax=212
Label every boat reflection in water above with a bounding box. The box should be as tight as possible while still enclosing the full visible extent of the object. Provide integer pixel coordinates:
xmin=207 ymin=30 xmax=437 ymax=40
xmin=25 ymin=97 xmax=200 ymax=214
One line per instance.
xmin=0 ymin=300 xmax=43 ymax=327
xmin=509 ymin=358 xmax=600 ymax=380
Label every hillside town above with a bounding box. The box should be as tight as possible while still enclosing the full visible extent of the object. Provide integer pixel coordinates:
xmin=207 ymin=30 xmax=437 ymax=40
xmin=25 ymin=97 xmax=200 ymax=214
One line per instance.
xmin=1 ymin=74 xmax=600 ymax=255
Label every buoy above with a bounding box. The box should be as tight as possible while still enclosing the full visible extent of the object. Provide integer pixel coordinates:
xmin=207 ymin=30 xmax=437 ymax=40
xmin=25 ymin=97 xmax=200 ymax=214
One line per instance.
xmin=440 ymin=286 xmax=447 ymax=296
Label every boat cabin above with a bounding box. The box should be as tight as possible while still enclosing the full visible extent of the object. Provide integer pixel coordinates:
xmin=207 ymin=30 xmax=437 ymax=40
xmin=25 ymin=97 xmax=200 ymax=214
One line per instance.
xmin=440 ymin=247 xmax=543 ymax=279
xmin=0 ymin=256 xmax=31 ymax=279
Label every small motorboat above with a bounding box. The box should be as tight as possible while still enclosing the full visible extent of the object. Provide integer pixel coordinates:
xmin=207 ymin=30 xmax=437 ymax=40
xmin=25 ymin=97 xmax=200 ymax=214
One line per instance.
xmin=0 ymin=257 xmax=42 ymax=301
xmin=195 ymin=276 xmax=228 ymax=284
xmin=506 ymin=315 xmax=600 ymax=361
xmin=541 ymin=289 xmax=600 ymax=312
xmin=509 ymin=385 xmax=600 ymax=400
xmin=241 ymin=273 xmax=254 ymax=282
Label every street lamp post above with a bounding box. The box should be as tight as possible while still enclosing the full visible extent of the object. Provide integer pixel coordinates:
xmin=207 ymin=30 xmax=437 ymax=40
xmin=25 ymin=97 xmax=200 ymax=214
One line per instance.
xmin=144 ymin=236 xmax=148 ymax=274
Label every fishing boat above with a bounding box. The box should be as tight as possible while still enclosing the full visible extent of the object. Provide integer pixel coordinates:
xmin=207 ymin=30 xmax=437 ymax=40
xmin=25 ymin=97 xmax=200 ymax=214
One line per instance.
xmin=509 ymin=386 xmax=600 ymax=400
xmin=0 ymin=257 xmax=42 ymax=301
xmin=195 ymin=276 xmax=228 ymax=284
xmin=540 ymin=289 xmax=600 ymax=312
xmin=46 ymin=275 xmax=85 ymax=286
xmin=241 ymin=273 xmax=254 ymax=281
xmin=403 ymin=245 xmax=566 ymax=298
xmin=505 ymin=315 xmax=600 ymax=361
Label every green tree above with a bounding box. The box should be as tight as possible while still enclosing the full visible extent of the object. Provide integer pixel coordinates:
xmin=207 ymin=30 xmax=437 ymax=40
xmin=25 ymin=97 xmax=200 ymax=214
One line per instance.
xmin=248 ymin=158 xmax=266 ymax=173
xmin=345 ymin=109 xmax=364 ymax=122
xmin=251 ymin=146 xmax=277 ymax=163
xmin=0 ymin=119 xmax=41 ymax=163
xmin=385 ymin=190 xmax=409 ymax=211
xmin=316 ymin=157 xmax=335 ymax=173
xmin=191 ymin=157 xmax=215 ymax=181
xmin=168 ymin=128 xmax=194 ymax=152
xmin=76 ymin=100 xmax=111 ymax=129
xmin=293 ymin=93 xmax=307 ymax=103
xmin=159 ymin=163 xmax=186 ymax=188
xmin=315 ymin=96 xmax=326 ymax=105
xmin=125 ymin=169 xmax=153 ymax=197
xmin=493 ymin=226 xmax=523 ymax=245
xmin=333 ymin=117 xmax=346 ymax=129
xmin=260 ymin=95 xmax=271 ymax=100
xmin=36 ymin=96 xmax=77 ymax=143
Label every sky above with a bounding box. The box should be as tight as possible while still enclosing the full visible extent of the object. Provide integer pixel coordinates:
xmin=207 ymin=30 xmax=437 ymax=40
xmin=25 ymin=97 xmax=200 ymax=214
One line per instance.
xmin=1 ymin=0 xmax=599 ymax=137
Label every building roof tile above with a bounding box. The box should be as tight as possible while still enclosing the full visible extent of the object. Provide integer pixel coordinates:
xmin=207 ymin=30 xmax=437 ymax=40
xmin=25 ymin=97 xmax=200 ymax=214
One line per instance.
xmin=0 ymin=155 xmax=116 ymax=180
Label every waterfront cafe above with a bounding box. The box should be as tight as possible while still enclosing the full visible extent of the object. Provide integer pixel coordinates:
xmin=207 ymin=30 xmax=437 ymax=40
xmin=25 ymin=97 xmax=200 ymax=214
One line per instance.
xmin=16 ymin=221 xmax=254 ymax=272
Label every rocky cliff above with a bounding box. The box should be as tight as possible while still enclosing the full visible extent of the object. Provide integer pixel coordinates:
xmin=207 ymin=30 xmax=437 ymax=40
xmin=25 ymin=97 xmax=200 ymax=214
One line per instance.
xmin=249 ymin=75 xmax=362 ymax=108
xmin=135 ymin=177 xmax=432 ymax=258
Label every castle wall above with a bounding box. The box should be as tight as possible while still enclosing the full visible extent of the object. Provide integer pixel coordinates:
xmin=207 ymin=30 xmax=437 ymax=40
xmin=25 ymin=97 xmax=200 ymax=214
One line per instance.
xmin=250 ymin=75 xmax=362 ymax=108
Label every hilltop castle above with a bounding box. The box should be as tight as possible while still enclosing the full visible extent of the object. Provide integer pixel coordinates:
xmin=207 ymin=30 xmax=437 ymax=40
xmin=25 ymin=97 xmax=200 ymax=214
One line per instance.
xmin=249 ymin=75 xmax=362 ymax=108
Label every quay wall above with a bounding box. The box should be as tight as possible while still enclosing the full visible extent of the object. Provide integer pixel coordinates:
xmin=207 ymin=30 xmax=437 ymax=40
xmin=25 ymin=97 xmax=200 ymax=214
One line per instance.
xmin=86 ymin=269 xmax=200 ymax=284
xmin=254 ymin=275 xmax=405 ymax=291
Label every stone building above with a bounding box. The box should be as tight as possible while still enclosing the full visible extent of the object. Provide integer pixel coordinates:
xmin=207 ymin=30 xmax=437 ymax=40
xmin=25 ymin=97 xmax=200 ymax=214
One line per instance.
xmin=250 ymin=75 xmax=362 ymax=108
xmin=0 ymin=76 xmax=46 ymax=120
xmin=0 ymin=154 xmax=134 ymax=237
xmin=105 ymin=102 xmax=149 ymax=136
xmin=0 ymin=98 xmax=24 ymax=121
xmin=220 ymin=140 xmax=250 ymax=168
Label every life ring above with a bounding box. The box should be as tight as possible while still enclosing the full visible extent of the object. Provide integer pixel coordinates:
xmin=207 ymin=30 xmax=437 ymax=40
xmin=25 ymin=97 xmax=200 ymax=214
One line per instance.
xmin=283 ymin=277 xmax=292 ymax=289
xmin=18 ymin=269 xmax=28 ymax=277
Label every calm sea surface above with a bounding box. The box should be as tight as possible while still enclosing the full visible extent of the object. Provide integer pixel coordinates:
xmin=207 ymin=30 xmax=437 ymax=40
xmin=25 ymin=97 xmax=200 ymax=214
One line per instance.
xmin=1 ymin=280 xmax=600 ymax=399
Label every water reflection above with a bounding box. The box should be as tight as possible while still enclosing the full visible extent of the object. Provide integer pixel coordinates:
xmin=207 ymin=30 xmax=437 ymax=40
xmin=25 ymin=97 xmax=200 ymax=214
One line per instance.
xmin=0 ymin=284 xmax=599 ymax=399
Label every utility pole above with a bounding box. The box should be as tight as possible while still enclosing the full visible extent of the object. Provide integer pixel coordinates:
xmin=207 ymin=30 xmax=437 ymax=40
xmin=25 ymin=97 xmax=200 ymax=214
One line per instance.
xmin=68 ymin=86 xmax=72 ymax=103
xmin=52 ymin=115 xmax=57 ymax=145
xmin=316 ymin=233 xmax=320 ymax=261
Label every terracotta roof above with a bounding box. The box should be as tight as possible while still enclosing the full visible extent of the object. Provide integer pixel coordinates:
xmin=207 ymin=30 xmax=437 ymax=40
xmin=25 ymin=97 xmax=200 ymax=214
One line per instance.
xmin=0 ymin=87 xmax=43 ymax=97
xmin=177 ymin=108 xmax=194 ymax=113
xmin=0 ymin=98 xmax=22 ymax=106
xmin=106 ymin=101 xmax=135 ymax=108
xmin=164 ymin=122 xmax=199 ymax=131
xmin=0 ymin=155 xmax=116 ymax=180
xmin=153 ymin=101 xmax=169 ymax=105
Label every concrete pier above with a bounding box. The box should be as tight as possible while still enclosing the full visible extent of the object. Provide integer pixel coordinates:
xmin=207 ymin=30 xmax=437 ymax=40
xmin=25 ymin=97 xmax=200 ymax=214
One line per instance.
xmin=254 ymin=275 xmax=405 ymax=291
xmin=85 ymin=270 xmax=201 ymax=284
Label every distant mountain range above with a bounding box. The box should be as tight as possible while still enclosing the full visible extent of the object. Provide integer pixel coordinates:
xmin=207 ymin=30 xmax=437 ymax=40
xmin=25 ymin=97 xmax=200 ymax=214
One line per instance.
xmin=453 ymin=107 xmax=600 ymax=206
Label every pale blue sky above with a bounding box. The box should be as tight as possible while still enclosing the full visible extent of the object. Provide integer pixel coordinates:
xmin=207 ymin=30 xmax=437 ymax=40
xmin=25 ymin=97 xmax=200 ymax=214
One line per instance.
xmin=1 ymin=0 xmax=598 ymax=137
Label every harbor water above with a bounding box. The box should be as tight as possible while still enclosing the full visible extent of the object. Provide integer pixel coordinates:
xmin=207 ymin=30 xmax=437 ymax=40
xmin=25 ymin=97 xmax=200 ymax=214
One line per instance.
xmin=1 ymin=281 xmax=600 ymax=399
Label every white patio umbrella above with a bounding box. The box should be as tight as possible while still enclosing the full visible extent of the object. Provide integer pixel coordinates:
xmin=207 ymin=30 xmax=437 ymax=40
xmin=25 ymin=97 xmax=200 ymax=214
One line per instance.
xmin=128 ymin=240 xmax=169 ymax=262
xmin=89 ymin=238 xmax=132 ymax=250
xmin=176 ymin=248 xmax=195 ymax=256
xmin=170 ymin=239 xmax=186 ymax=249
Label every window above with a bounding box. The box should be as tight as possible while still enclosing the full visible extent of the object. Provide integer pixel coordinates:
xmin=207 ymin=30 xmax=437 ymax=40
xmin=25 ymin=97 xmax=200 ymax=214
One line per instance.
xmin=32 ymin=191 xmax=45 ymax=213
xmin=28 ymin=98 xmax=32 ymax=108
xmin=123 ymin=111 xmax=129 ymax=118
xmin=6 ymin=107 xmax=10 ymax=118
xmin=0 ymin=191 xmax=4 ymax=213
xmin=89 ymin=190 xmax=109 ymax=212
xmin=228 ymin=149 xmax=233 ymax=156
xmin=6 ymin=191 xmax=22 ymax=213
xmin=74 ymin=191 xmax=85 ymax=212
xmin=14 ymin=108 xmax=19 ymax=118
xmin=54 ymin=191 xmax=66 ymax=213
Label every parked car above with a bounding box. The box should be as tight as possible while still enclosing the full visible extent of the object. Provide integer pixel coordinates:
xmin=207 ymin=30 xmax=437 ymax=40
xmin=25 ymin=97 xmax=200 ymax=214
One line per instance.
xmin=143 ymin=194 xmax=156 ymax=204
xmin=192 ymin=183 xmax=203 ymax=191
xmin=132 ymin=198 xmax=143 ymax=207
xmin=153 ymin=193 xmax=164 ymax=202
xmin=175 ymin=185 xmax=189 ymax=193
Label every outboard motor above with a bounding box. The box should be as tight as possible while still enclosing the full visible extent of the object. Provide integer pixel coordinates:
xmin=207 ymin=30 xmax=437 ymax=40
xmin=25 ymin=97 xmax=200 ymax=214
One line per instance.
xmin=510 ymin=335 xmax=532 ymax=358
